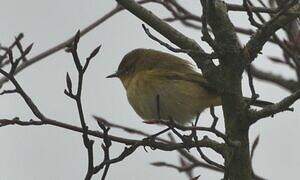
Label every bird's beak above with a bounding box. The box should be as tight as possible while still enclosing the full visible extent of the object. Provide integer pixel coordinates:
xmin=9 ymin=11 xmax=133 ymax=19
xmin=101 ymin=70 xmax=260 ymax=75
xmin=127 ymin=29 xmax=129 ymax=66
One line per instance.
xmin=106 ymin=71 xmax=119 ymax=78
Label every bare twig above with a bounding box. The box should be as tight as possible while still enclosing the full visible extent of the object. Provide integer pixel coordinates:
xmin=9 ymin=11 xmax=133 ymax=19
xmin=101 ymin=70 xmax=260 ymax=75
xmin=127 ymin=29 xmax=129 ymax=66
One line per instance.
xmin=151 ymin=161 xmax=198 ymax=173
xmin=243 ymin=0 xmax=263 ymax=28
xmin=209 ymin=106 xmax=218 ymax=129
xmin=64 ymin=30 xmax=101 ymax=180
xmin=1 ymin=117 xmax=228 ymax=152
xmin=115 ymin=0 xmax=217 ymax=72
xmin=94 ymin=116 xmax=152 ymax=137
xmin=268 ymin=0 xmax=299 ymax=25
xmin=200 ymin=0 xmax=217 ymax=50
xmin=96 ymin=121 xmax=112 ymax=180
xmin=0 ymin=68 xmax=46 ymax=121
xmin=194 ymin=140 xmax=225 ymax=170
xmin=245 ymin=3 xmax=300 ymax=61
xmin=192 ymin=117 xmax=225 ymax=169
xmin=0 ymin=89 xmax=18 ymax=95
xmin=227 ymin=3 xmax=277 ymax=13
xmin=0 ymin=33 xmax=24 ymax=66
xmin=93 ymin=144 xmax=139 ymax=173
xmin=250 ymin=65 xmax=299 ymax=92
xmin=141 ymin=24 xmax=218 ymax=59
xmin=250 ymin=89 xmax=300 ymax=123
xmin=157 ymin=119 xmax=238 ymax=148
xmin=245 ymin=64 xmax=260 ymax=103
xmin=0 ymin=2 xmax=127 ymax=88
xmin=0 ymin=118 xmax=43 ymax=127
xmin=251 ymin=135 xmax=260 ymax=160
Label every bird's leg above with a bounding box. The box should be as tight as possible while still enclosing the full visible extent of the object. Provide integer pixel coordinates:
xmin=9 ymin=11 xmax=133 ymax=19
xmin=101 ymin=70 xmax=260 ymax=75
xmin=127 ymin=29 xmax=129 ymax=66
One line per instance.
xmin=142 ymin=94 xmax=174 ymax=147
xmin=142 ymin=94 xmax=162 ymax=123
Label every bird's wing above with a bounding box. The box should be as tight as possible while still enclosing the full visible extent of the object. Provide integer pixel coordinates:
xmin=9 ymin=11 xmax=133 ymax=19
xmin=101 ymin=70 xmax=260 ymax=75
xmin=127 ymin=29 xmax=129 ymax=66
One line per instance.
xmin=148 ymin=70 xmax=218 ymax=94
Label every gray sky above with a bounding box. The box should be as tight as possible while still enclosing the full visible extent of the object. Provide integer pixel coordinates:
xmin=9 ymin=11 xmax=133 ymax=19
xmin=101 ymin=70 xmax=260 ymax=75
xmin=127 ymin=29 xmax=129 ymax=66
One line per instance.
xmin=0 ymin=0 xmax=299 ymax=179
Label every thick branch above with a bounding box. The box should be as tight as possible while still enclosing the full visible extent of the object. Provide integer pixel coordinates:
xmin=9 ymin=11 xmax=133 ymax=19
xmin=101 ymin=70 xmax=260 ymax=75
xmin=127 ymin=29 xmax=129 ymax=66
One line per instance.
xmin=204 ymin=1 xmax=253 ymax=179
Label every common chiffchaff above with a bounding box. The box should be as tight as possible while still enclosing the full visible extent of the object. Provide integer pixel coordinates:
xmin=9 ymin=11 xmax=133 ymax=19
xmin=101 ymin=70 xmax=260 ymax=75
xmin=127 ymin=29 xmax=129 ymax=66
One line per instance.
xmin=107 ymin=49 xmax=271 ymax=124
xmin=107 ymin=48 xmax=221 ymax=124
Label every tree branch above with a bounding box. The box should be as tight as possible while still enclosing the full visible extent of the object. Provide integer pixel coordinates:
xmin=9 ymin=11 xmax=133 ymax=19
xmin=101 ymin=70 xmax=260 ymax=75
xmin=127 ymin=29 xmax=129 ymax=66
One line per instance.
xmin=0 ymin=3 xmax=126 ymax=88
xmin=64 ymin=31 xmax=101 ymax=180
xmin=245 ymin=3 xmax=300 ymax=61
xmin=141 ymin=24 xmax=217 ymax=59
xmin=115 ymin=0 xmax=217 ymax=73
xmin=250 ymin=65 xmax=299 ymax=92
xmin=205 ymin=0 xmax=242 ymax=59
xmin=250 ymin=89 xmax=300 ymax=123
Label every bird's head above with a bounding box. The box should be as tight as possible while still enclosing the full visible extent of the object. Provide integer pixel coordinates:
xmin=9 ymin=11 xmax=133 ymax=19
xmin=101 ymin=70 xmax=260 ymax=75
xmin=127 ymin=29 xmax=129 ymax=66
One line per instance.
xmin=106 ymin=49 xmax=147 ymax=88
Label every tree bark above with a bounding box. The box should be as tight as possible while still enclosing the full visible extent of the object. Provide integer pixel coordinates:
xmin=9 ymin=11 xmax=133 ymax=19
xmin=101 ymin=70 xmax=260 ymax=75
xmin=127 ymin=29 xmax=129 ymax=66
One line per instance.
xmin=222 ymin=91 xmax=252 ymax=180
xmin=205 ymin=1 xmax=253 ymax=179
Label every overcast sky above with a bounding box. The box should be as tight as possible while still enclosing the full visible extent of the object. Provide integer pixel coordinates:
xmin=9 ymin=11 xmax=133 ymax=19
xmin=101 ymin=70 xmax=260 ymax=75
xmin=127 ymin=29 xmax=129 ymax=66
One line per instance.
xmin=0 ymin=0 xmax=299 ymax=179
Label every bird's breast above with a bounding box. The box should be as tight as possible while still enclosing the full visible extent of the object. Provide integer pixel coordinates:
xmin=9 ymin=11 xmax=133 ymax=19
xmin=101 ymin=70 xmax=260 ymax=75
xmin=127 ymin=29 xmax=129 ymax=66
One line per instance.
xmin=125 ymin=72 xmax=219 ymax=124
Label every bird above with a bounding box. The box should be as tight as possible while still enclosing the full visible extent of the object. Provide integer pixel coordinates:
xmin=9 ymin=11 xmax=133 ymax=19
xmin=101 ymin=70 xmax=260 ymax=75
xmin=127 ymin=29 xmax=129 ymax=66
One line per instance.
xmin=106 ymin=48 xmax=271 ymax=125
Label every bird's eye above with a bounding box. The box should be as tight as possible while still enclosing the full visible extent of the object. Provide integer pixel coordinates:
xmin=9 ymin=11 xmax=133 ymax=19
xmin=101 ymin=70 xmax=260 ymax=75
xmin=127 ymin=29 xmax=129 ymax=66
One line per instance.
xmin=124 ymin=66 xmax=133 ymax=75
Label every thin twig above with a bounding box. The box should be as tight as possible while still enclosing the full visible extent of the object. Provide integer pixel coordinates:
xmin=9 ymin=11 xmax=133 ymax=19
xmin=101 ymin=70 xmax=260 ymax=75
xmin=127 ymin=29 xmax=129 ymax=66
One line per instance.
xmin=200 ymin=0 xmax=218 ymax=50
xmin=245 ymin=64 xmax=260 ymax=103
xmin=250 ymin=89 xmax=300 ymax=123
xmin=0 ymin=118 xmax=43 ymax=127
xmin=0 ymin=33 xmax=24 ymax=66
xmin=192 ymin=130 xmax=225 ymax=169
xmin=209 ymin=106 xmax=219 ymax=129
xmin=245 ymin=2 xmax=300 ymax=61
xmin=64 ymin=31 xmax=101 ymax=180
xmin=250 ymin=65 xmax=299 ymax=92
xmin=96 ymin=121 xmax=112 ymax=180
xmin=0 ymin=3 xmax=124 ymax=88
xmin=141 ymin=24 xmax=217 ymax=59
xmin=243 ymin=0 xmax=263 ymax=28
xmin=251 ymin=135 xmax=260 ymax=160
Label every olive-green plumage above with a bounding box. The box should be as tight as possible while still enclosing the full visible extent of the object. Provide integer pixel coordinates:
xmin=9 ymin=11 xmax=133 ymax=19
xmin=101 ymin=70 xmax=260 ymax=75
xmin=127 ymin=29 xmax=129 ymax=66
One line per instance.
xmin=107 ymin=48 xmax=221 ymax=124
